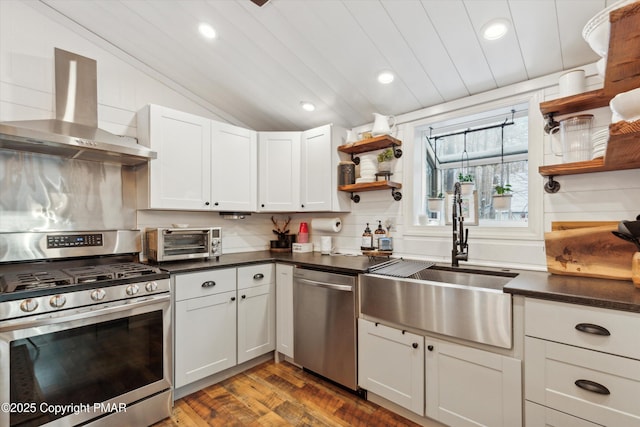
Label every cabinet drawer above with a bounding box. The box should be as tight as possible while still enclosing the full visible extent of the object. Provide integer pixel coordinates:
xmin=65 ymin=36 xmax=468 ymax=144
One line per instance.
xmin=525 ymin=336 xmax=640 ymax=426
xmin=525 ymin=401 xmax=602 ymax=427
xmin=238 ymin=264 xmax=274 ymax=289
xmin=525 ymin=298 xmax=640 ymax=360
xmin=175 ymin=268 xmax=236 ymax=301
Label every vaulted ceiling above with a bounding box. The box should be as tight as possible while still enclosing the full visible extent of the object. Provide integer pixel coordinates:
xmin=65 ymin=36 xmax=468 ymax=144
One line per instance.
xmin=37 ymin=0 xmax=613 ymax=131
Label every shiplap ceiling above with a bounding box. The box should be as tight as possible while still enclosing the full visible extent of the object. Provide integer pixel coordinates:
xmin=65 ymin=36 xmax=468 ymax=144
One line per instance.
xmin=37 ymin=0 xmax=615 ymax=131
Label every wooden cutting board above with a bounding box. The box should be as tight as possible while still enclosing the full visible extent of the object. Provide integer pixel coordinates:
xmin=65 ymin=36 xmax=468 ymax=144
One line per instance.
xmin=545 ymin=222 xmax=636 ymax=281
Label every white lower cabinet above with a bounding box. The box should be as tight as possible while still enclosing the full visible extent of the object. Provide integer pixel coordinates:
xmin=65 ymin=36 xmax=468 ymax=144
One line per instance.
xmin=425 ymin=337 xmax=522 ymax=427
xmin=525 ymin=401 xmax=603 ymax=427
xmin=524 ymin=298 xmax=640 ymax=427
xmin=275 ymin=263 xmax=294 ymax=358
xmin=358 ymin=318 xmax=522 ymax=426
xmin=237 ymin=264 xmax=276 ymax=364
xmin=358 ymin=319 xmax=425 ymax=415
xmin=174 ymin=268 xmax=237 ymax=388
xmin=174 ymin=264 xmax=276 ymax=389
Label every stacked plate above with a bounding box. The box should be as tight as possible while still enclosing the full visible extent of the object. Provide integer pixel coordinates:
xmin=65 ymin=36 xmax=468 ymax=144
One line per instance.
xmin=356 ymin=153 xmax=378 ymax=184
xmin=591 ymin=128 xmax=609 ymax=159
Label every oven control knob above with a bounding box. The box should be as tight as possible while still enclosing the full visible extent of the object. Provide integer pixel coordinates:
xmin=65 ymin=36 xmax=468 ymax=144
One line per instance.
xmin=126 ymin=284 xmax=140 ymax=296
xmin=145 ymin=281 xmax=158 ymax=292
xmin=20 ymin=298 xmax=39 ymax=312
xmin=91 ymin=289 xmax=106 ymax=301
xmin=49 ymin=295 xmax=67 ymax=308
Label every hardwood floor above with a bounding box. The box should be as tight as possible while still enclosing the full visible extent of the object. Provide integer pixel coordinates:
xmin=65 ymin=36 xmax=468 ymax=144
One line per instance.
xmin=153 ymin=360 xmax=420 ymax=426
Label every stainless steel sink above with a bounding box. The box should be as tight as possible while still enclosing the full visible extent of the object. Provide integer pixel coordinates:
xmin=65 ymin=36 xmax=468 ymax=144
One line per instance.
xmin=409 ymin=265 xmax=516 ymax=290
xmin=360 ymin=265 xmax=518 ymax=348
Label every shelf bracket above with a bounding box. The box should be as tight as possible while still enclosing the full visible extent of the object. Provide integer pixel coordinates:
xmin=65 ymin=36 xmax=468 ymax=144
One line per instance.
xmin=392 ymin=188 xmax=402 ymax=201
xmin=350 ymin=193 xmax=361 ymax=203
xmin=392 ymin=143 xmax=403 ymax=159
xmin=544 ymin=176 xmax=561 ymax=193
xmin=350 ymin=153 xmax=360 ymax=165
xmin=543 ymin=113 xmax=560 ymax=135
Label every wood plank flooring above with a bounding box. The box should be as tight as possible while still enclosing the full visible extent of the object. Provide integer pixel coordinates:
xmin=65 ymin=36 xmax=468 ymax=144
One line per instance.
xmin=153 ymin=360 xmax=420 ymax=426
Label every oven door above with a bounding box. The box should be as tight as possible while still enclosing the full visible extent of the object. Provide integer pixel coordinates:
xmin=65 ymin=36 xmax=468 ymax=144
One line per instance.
xmin=0 ymin=294 xmax=172 ymax=427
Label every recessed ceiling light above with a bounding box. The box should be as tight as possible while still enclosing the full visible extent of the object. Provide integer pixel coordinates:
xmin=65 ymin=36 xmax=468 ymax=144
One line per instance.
xmin=481 ymin=19 xmax=509 ymax=41
xmin=198 ymin=23 xmax=217 ymax=40
xmin=300 ymin=101 xmax=315 ymax=112
xmin=377 ymin=71 xmax=395 ymax=84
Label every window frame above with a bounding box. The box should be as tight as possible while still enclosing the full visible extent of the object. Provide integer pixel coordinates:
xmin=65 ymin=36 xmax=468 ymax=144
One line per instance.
xmin=402 ymin=91 xmax=544 ymax=242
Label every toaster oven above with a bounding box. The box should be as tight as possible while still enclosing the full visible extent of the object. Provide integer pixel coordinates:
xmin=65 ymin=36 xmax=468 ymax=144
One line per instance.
xmin=146 ymin=227 xmax=221 ymax=262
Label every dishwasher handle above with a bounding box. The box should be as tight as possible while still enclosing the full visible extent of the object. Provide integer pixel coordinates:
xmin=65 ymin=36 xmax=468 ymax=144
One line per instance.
xmin=296 ymin=278 xmax=353 ymax=292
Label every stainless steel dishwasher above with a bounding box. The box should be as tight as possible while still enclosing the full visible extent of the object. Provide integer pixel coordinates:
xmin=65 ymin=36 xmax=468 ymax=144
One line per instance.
xmin=293 ymin=267 xmax=358 ymax=391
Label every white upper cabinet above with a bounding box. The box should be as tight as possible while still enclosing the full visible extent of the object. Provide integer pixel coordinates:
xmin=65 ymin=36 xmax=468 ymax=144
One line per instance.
xmin=258 ymin=124 xmax=350 ymax=212
xmin=258 ymin=131 xmax=301 ymax=212
xmin=137 ymin=104 xmax=257 ymax=211
xmin=138 ymin=104 xmax=211 ymax=210
xmin=210 ymin=121 xmax=257 ymax=212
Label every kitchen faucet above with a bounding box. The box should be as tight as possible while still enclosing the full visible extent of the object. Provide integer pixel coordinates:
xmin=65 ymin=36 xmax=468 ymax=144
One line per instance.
xmin=451 ymin=182 xmax=469 ymax=267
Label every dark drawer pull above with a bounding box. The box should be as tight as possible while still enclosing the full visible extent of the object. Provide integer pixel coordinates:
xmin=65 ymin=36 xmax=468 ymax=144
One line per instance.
xmin=575 ymin=323 xmax=610 ymax=336
xmin=201 ymin=281 xmax=216 ymax=288
xmin=253 ymin=273 xmax=264 ymax=280
xmin=575 ymin=379 xmax=610 ymax=395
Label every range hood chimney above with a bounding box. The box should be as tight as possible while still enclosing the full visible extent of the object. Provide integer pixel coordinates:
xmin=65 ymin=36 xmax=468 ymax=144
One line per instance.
xmin=0 ymin=48 xmax=156 ymax=165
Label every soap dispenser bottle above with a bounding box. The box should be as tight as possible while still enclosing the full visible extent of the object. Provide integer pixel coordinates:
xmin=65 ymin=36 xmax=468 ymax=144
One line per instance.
xmin=374 ymin=220 xmax=386 ymax=249
xmin=361 ymin=223 xmax=374 ymax=250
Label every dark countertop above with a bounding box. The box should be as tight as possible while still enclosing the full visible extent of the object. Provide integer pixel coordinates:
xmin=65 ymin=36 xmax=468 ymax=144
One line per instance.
xmin=151 ymin=250 xmax=640 ymax=313
xmin=151 ymin=250 xmax=383 ymax=276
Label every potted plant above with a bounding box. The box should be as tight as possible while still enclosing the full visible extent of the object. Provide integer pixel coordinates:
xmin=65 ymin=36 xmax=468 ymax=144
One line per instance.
xmin=457 ymin=172 xmax=474 ymax=195
xmin=377 ymin=148 xmax=395 ymax=173
xmin=427 ymin=193 xmax=444 ymax=213
xmin=493 ymin=184 xmax=512 ymax=211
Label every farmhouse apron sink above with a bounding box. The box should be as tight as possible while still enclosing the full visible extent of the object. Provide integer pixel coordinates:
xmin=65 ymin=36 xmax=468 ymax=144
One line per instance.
xmin=360 ymin=263 xmax=518 ymax=349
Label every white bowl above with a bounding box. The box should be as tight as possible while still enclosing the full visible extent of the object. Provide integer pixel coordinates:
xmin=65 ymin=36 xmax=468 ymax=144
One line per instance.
xmin=610 ymin=87 xmax=640 ymax=120
xmin=582 ymin=0 xmax=634 ymax=57
xmin=596 ymin=57 xmax=606 ymax=78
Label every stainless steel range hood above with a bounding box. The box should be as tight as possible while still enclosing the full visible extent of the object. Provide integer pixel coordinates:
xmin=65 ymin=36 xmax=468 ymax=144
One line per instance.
xmin=0 ymin=48 xmax=156 ymax=166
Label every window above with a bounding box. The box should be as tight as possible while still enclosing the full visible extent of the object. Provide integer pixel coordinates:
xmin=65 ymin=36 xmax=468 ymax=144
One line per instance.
xmin=421 ymin=104 xmax=529 ymax=227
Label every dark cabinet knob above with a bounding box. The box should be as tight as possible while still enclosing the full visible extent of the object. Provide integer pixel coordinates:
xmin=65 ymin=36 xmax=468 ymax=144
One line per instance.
xmin=214 ymin=202 xmax=219 ymax=206
xmin=205 ymin=201 xmax=210 ymax=206
xmin=301 ymin=204 xmax=305 ymax=208
xmin=230 ymin=296 xmax=236 ymax=301
xmin=261 ymin=204 xmax=265 ymax=208
xmin=427 ymin=345 xmax=434 ymax=351
xmin=241 ymin=295 xmax=246 ymax=299
xmin=412 ymin=342 xmax=418 ymax=349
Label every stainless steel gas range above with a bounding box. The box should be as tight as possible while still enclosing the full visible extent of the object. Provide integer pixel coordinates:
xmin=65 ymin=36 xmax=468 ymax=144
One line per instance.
xmin=0 ymin=230 xmax=172 ymax=427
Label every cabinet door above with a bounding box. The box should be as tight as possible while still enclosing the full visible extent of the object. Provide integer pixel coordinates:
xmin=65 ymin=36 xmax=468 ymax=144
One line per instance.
xmin=276 ymin=263 xmax=294 ymax=358
xmin=525 ymin=401 xmax=603 ymax=427
xmin=210 ymin=121 xmax=257 ymax=211
xmin=358 ymin=319 xmax=424 ymax=415
xmin=300 ymin=124 xmax=332 ymax=211
xmin=237 ymin=283 xmax=276 ymax=364
xmin=425 ymin=338 xmax=522 ymax=427
xmin=145 ymin=105 xmax=211 ymax=209
xmin=258 ymin=131 xmax=301 ymax=211
xmin=174 ymin=290 xmax=236 ymax=388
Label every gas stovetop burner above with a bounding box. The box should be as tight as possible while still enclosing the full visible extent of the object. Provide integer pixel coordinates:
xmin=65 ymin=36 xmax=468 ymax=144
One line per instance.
xmin=3 ymin=270 xmax=74 ymax=291
xmin=1 ymin=262 xmax=163 ymax=294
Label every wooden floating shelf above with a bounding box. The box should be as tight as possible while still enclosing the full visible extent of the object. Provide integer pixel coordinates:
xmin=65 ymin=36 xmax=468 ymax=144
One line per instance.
xmin=539 ymin=89 xmax=611 ymax=117
xmin=539 ymin=121 xmax=640 ymax=177
xmin=337 ymin=135 xmax=402 ymax=154
xmin=338 ymin=181 xmax=402 ymax=192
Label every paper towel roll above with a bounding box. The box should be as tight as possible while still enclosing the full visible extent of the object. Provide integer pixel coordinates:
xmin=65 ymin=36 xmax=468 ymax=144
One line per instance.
xmin=311 ymin=218 xmax=342 ymax=233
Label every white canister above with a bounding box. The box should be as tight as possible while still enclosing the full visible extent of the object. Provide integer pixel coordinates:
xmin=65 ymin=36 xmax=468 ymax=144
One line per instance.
xmin=320 ymin=236 xmax=332 ymax=255
xmin=559 ymin=69 xmax=585 ymax=97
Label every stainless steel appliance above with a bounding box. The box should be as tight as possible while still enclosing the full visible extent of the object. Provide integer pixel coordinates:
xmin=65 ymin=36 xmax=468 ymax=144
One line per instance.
xmin=293 ymin=267 xmax=358 ymax=391
xmin=0 ymin=48 xmax=156 ymax=166
xmin=146 ymin=227 xmax=221 ymax=262
xmin=0 ymin=230 xmax=172 ymax=427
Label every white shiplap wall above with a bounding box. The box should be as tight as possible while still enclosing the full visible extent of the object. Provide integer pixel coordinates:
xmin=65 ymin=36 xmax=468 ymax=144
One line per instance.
xmin=2 ymin=1 xmax=638 ymax=267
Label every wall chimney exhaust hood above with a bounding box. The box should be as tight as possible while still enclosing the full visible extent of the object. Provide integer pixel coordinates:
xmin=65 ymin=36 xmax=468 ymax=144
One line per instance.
xmin=0 ymin=48 xmax=156 ymax=166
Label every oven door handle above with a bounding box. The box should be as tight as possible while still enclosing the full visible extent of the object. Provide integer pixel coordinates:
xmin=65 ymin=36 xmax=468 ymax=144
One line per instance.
xmin=0 ymin=294 xmax=170 ymax=332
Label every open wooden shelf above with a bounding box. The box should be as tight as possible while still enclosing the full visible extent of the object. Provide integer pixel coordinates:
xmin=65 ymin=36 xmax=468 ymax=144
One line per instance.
xmin=338 ymin=180 xmax=402 ymax=192
xmin=539 ymin=2 xmax=640 ymax=184
xmin=337 ymin=135 xmax=402 ymax=155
